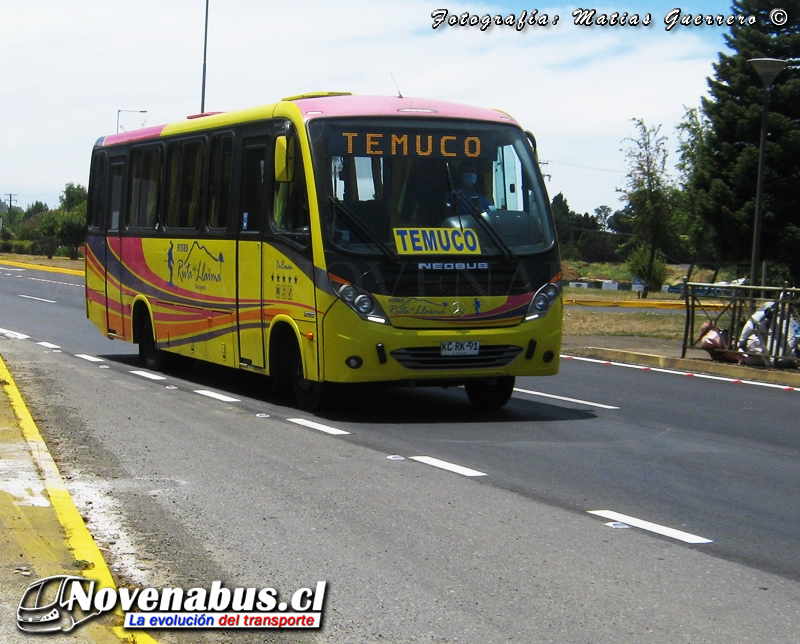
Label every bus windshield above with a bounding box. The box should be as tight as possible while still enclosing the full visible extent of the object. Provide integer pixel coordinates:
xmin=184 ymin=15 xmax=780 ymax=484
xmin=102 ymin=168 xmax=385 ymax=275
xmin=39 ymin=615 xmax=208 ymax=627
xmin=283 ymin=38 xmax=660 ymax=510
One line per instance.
xmin=308 ymin=119 xmax=555 ymax=258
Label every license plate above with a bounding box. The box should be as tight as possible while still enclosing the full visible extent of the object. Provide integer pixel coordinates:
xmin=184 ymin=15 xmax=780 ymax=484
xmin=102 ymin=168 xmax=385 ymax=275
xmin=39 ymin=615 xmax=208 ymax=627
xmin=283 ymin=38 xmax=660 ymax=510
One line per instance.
xmin=440 ymin=340 xmax=480 ymax=356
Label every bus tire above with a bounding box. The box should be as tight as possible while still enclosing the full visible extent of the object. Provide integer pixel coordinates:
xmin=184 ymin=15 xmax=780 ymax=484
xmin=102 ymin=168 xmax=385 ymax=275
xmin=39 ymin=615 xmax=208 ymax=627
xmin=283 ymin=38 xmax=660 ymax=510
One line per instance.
xmin=464 ymin=376 xmax=515 ymax=409
xmin=290 ymin=341 xmax=328 ymax=411
xmin=137 ymin=315 xmax=163 ymax=370
xmin=136 ymin=313 xmax=174 ymax=371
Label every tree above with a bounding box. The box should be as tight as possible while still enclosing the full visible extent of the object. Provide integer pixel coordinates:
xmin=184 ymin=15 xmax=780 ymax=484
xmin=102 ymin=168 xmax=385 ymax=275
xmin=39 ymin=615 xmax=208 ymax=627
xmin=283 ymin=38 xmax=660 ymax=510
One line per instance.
xmin=59 ymin=183 xmax=87 ymax=213
xmin=693 ymin=0 xmax=800 ymax=283
xmin=59 ymin=204 xmax=86 ymax=259
xmin=618 ymin=118 xmax=675 ymax=297
xmin=35 ymin=211 xmax=61 ymax=259
xmin=594 ymin=205 xmax=612 ymax=232
xmin=675 ymin=106 xmax=716 ymax=262
xmin=550 ymin=193 xmax=606 ymax=261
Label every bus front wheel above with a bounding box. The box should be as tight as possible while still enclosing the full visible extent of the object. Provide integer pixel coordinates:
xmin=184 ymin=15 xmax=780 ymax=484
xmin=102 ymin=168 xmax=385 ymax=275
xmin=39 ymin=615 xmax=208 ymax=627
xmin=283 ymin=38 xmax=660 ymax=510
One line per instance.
xmin=464 ymin=377 xmax=515 ymax=409
xmin=290 ymin=342 xmax=329 ymax=411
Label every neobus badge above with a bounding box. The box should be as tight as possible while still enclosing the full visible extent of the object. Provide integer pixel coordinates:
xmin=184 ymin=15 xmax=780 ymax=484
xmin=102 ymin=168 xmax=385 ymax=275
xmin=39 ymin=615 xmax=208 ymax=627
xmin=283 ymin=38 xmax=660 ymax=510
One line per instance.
xmin=393 ymin=228 xmax=481 ymax=255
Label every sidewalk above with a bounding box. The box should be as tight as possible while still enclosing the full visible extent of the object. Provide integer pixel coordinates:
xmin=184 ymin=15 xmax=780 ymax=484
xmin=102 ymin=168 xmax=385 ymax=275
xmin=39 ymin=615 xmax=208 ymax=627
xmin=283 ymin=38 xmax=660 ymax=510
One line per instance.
xmin=0 ymin=354 xmax=155 ymax=643
xmin=562 ymin=334 xmax=800 ymax=389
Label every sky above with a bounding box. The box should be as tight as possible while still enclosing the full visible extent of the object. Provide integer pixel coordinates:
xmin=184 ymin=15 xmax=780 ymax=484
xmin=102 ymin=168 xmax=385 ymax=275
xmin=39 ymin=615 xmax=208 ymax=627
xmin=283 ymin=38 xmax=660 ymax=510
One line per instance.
xmin=0 ymin=1 xmax=750 ymax=217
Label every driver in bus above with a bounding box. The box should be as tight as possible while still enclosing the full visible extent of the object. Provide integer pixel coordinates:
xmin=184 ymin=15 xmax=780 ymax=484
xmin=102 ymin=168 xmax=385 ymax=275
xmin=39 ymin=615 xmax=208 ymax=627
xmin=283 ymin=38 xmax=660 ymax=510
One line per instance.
xmin=445 ymin=160 xmax=492 ymax=217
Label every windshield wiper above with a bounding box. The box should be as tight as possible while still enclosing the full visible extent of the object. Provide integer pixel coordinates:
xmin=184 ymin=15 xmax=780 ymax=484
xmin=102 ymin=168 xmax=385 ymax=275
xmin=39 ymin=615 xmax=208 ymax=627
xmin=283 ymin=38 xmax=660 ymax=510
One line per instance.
xmin=452 ymin=191 xmax=517 ymax=264
xmin=327 ymin=197 xmax=397 ymax=262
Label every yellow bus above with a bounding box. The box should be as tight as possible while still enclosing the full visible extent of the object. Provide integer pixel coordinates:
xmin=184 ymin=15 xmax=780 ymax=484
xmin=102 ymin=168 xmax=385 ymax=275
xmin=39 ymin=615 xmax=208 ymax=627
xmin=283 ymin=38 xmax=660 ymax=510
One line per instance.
xmin=86 ymin=93 xmax=562 ymax=410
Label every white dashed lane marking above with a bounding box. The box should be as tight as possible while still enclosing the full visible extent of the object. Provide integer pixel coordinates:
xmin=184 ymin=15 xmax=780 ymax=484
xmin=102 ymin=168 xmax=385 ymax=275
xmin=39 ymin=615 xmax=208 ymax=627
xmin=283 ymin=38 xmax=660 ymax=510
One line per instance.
xmin=75 ymin=354 xmax=105 ymax=363
xmin=410 ymin=456 xmax=486 ymax=477
xmin=194 ymin=390 xmax=240 ymax=403
xmin=287 ymin=418 xmax=350 ymax=435
xmin=130 ymin=370 xmax=167 ymax=381
xmin=0 ymin=328 xmax=30 ymax=339
xmin=514 ymin=387 xmax=620 ymax=409
xmin=18 ymin=294 xmax=56 ymax=303
xmin=589 ymin=510 xmax=713 ymax=544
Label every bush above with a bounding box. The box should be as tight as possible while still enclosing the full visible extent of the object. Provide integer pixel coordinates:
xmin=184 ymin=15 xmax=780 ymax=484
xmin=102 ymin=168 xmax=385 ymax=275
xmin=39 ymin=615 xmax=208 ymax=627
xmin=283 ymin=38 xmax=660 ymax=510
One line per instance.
xmin=0 ymin=240 xmax=11 ymax=252
xmin=12 ymin=240 xmax=31 ymax=254
xmin=627 ymin=247 xmax=668 ymax=295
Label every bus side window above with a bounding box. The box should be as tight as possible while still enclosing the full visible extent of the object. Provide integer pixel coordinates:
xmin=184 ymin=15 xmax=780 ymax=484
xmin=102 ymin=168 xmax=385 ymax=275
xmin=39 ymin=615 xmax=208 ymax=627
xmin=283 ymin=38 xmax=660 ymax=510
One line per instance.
xmin=128 ymin=146 xmax=162 ymax=229
xmin=272 ymin=139 xmax=309 ymax=244
xmin=88 ymin=153 xmax=107 ymax=230
xmin=109 ymin=161 xmax=125 ymax=232
xmin=208 ymin=133 xmax=233 ymax=231
xmin=165 ymin=139 xmax=205 ymax=230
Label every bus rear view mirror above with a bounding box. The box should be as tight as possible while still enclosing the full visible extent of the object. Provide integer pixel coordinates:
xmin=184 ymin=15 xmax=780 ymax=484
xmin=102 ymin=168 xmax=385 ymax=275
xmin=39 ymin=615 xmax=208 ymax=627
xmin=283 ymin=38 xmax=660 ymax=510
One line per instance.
xmin=274 ymin=135 xmax=295 ymax=183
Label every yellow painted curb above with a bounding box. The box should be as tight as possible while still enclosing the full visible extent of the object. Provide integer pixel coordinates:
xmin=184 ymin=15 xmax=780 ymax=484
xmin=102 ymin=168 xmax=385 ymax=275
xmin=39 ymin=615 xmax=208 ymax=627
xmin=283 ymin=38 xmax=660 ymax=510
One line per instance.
xmin=0 ymin=354 xmax=158 ymax=644
xmin=0 ymin=258 xmax=84 ymax=277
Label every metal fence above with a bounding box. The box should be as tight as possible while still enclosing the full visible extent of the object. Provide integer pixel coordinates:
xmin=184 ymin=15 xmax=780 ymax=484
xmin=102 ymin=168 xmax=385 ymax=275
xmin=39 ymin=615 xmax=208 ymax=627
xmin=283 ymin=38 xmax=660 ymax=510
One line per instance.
xmin=682 ymin=281 xmax=800 ymax=368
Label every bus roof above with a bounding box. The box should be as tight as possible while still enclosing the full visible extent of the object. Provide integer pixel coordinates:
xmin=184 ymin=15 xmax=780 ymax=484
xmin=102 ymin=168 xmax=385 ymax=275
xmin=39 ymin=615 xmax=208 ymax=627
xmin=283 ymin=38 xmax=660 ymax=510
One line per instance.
xmin=96 ymin=94 xmax=520 ymax=148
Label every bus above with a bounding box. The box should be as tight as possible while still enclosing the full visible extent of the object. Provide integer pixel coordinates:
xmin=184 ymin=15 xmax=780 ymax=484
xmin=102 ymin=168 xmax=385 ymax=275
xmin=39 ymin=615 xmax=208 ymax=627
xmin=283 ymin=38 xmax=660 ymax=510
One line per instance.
xmin=85 ymin=92 xmax=562 ymax=410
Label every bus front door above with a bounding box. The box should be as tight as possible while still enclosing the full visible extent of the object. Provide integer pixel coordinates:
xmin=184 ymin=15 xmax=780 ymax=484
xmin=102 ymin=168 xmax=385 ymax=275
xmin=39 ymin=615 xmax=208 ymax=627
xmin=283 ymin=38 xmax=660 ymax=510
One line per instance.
xmin=105 ymin=160 xmax=126 ymax=338
xmin=236 ymin=138 xmax=268 ymax=369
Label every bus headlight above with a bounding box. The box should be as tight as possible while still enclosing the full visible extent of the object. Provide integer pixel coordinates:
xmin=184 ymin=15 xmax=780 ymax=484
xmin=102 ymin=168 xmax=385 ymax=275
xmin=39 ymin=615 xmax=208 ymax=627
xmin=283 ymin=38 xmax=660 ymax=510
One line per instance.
xmin=525 ymin=280 xmax=561 ymax=321
xmin=339 ymin=284 xmax=357 ymax=303
xmin=532 ymin=293 xmax=550 ymax=312
xmin=354 ymin=294 xmax=374 ymax=314
xmin=329 ymin=274 xmax=390 ymax=325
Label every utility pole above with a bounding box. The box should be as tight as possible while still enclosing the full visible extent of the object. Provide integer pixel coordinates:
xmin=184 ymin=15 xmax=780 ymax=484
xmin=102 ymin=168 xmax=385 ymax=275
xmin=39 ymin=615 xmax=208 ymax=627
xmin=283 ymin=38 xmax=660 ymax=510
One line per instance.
xmin=201 ymin=0 xmax=209 ymax=113
xmin=5 ymin=194 xmax=17 ymax=209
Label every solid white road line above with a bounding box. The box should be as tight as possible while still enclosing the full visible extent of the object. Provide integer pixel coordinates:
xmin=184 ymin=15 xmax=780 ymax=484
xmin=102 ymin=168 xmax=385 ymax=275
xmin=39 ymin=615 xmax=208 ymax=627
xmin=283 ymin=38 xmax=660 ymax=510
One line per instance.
xmin=194 ymin=390 xmax=240 ymax=402
xmin=514 ymin=387 xmax=620 ymax=410
xmin=18 ymin=294 xmax=56 ymax=303
xmin=287 ymin=418 xmax=350 ymax=435
xmin=588 ymin=510 xmax=713 ymax=544
xmin=130 ymin=370 xmax=167 ymax=381
xmin=564 ymin=354 xmax=799 ymax=392
xmin=75 ymin=354 xmax=105 ymax=362
xmin=410 ymin=456 xmax=487 ymax=477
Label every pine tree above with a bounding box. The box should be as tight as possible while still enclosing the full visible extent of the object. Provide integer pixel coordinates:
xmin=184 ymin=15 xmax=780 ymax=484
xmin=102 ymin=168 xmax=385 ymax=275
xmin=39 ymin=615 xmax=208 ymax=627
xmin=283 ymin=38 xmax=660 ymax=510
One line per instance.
xmin=697 ymin=0 xmax=800 ymax=282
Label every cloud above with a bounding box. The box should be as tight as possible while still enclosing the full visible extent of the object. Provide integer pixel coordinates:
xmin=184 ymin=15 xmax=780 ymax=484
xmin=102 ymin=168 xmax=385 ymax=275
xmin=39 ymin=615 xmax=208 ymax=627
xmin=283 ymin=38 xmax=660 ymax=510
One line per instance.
xmin=1 ymin=1 xmax=725 ymax=214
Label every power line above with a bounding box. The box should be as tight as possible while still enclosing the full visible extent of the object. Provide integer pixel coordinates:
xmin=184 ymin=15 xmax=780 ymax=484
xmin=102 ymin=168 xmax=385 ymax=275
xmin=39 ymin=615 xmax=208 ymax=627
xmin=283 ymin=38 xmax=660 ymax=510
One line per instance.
xmin=541 ymin=159 xmax=625 ymax=174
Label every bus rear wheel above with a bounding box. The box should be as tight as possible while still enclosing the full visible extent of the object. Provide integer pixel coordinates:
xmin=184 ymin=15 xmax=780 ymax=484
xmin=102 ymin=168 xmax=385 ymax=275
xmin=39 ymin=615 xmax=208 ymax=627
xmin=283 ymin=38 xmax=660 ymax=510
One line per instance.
xmin=464 ymin=377 xmax=515 ymax=409
xmin=137 ymin=314 xmax=172 ymax=371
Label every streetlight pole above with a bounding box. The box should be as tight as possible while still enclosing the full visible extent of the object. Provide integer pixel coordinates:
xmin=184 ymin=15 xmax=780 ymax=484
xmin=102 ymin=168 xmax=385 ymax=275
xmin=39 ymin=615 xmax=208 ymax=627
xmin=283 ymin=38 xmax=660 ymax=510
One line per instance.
xmin=748 ymin=58 xmax=786 ymax=292
xmin=117 ymin=109 xmax=148 ymax=134
xmin=201 ymin=0 xmax=209 ymax=113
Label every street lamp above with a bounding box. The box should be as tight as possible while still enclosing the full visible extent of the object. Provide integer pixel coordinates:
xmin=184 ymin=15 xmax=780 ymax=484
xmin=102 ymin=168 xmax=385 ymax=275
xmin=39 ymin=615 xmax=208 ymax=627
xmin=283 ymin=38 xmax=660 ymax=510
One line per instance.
xmin=201 ymin=0 xmax=209 ymax=113
xmin=117 ymin=109 xmax=148 ymax=133
xmin=748 ymin=57 xmax=786 ymax=291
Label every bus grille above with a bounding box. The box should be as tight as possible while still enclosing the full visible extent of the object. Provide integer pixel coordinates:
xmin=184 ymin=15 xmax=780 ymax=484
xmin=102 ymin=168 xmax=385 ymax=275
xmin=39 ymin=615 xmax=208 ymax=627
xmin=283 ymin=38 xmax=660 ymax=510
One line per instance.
xmin=390 ymin=345 xmax=523 ymax=370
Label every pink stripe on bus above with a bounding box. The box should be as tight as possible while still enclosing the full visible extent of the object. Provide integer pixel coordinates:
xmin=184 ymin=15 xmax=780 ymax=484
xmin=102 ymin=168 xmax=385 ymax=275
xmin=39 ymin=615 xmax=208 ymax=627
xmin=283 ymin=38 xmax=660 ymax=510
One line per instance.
xmin=100 ymin=125 xmax=167 ymax=147
xmin=290 ymin=95 xmax=517 ymax=124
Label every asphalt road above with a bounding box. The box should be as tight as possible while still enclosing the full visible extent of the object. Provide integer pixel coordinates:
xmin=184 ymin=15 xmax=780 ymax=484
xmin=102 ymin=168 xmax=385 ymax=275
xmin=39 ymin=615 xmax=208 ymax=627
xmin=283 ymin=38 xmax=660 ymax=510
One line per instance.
xmin=2 ymin=263 xmax=800 ymax=643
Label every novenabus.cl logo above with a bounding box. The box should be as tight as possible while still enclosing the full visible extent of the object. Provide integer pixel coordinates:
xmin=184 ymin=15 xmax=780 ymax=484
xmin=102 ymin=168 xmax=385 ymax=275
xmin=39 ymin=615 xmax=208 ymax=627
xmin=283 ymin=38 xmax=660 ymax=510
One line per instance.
xmin=18 ymin=575 xmax=101 ymax=633
xmin=19 ymin=576 xmax=328 ymax=632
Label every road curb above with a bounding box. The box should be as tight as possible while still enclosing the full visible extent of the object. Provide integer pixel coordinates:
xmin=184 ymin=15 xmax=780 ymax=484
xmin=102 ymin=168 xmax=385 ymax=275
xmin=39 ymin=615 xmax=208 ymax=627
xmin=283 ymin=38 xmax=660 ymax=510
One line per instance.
xmin=566 ymin=347 xmax=800 ymax=388
xmin=0 ymin=258 xmax=84 ymax=277
xmin=0 ymin=354 xmax=158 ymax=643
